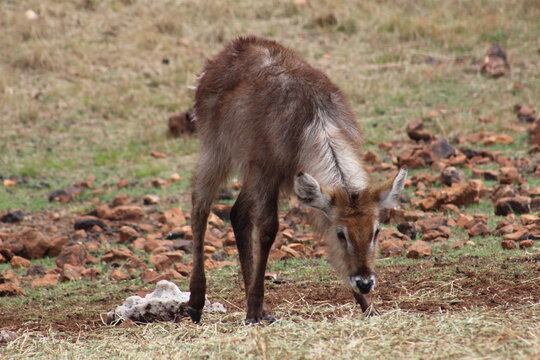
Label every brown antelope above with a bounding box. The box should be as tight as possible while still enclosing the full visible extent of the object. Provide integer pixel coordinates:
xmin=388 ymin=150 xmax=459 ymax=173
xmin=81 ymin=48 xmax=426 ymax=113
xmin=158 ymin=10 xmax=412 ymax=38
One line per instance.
xmin=187 ymin=36 xmax=407 ymax=324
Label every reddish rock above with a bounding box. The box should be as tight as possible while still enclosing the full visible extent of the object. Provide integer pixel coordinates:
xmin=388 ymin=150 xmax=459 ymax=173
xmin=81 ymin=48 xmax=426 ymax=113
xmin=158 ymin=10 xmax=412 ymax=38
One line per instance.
xmin=281 ymin=246 xmax=301 ymax=258
xmin=47 ymin=236 xmax=69 ymax=257
xmin=519 ymin=240 xmax=534 ymax=249
xmin=168 ymin=110 xmax=195 ymax=137
xmin=440 ymin=167 xmax=464 ymax=186
xmin=204 ymin=245 xmax=216 ymax=254
xmin=364 ymin=151 xmax=381 ymax=164
xmin=159 ymin=208 xmax=186 ymax=228
xmin=417 ymin=216 xmax=448 ymax=232
xmin=514 ymin=104 xmax=537 ymax=123
xmin=423 ymin=227 xmax=451 ymax=241
xmin=406 ymin=241 xmax=432 ymax=259
xmin=10 ymin=255 xmax=31 ymax=268
xmin=440 ymin=182 xmax=481 ymax=207
xmin=102 ymin=248 xmax=134 ymax=263
xmin=118 ymin=226 xmax=139 ymax=243
xmin=160 ymin=251 xmax=184 ymax=262
xmin=95 ymin=205 xmax=112 ymax=219
xmin=143 ymin=194 xmax=160 ymax=205
xmin=74 ymin=216 xmax=107 ymax=231
xmin=173 ymin=263 xmax=192 ymax=276
xmin=503 ymin=229 xmax=529 ymax=241
xmin=56 ymin=243 xmax=87 ymax=267
xmin=0 ymin=283 xmax=24 ymax=296
xmin=112 ymin=193 xmax=130 ymax=207
xmin=0 ymin=270 xmax=20 ymax=285
xmin=31 ymin=274 xmax=59 ymax=288
xmin=269 ymin=248 xmax=288 ymax=261
xmin=208 ymin=212 xmax=224 ymax=228
xmin=480 ymin=44 xmax=509 ymax=78
xmin=147 ymin=269 xmax=183 ymax=284
xmin=495 ymin=196 xmax=531 ymax=216
xmin=211 ymin=204 xmax=233 ymax=222
xmin=491 ymin=185 xmax=516 ymax=201
xmin=499 ymin=167 xmax=521 ymax=184
xmin=379 ymin=239 xmax=405 ymax=258
xmin=467 ymin=222 xmax=490 ymax=237
xmin=81 ymin=268 xmax=100 ymax=280
xmin=110 ymin=269 xmax=129 ymax=281
xmin=429 ymin=139 xmax=456 ymax=159
xmin=501 ymin=240 xmax=517 ymax=250
xmin=61 ymin=264 xmax=85 ymax=281
xmin=149 ymin=254 xmax=173 ymax=271
xmin=18 ymin=228 xmax=49 ymax=259
xmin=407 ymin=120 xmax=433 ymax=141
xmin=141 ymin=270 xmax=160 ymax=283
xmin=107 ymin=206 xmax=144 ymax=221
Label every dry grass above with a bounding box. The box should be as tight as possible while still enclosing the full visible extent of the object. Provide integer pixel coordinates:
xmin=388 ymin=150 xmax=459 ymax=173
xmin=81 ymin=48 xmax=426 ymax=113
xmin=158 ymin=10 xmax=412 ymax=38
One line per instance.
xmin=2 ymin=304 xmax=539 ymax=359
xmin=1 ymin=0 xmax=540 ymax=358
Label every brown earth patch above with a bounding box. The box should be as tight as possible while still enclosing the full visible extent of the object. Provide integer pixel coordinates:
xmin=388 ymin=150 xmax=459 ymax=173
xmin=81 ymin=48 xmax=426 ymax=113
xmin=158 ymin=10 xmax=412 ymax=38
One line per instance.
xmin=1 ymin=255 xmax=539 ymax=334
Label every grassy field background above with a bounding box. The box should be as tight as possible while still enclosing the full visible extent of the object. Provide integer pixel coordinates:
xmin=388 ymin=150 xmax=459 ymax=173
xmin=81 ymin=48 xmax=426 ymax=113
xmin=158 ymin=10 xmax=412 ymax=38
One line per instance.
xmin=1 ymin=0 xmax=540 ymax=359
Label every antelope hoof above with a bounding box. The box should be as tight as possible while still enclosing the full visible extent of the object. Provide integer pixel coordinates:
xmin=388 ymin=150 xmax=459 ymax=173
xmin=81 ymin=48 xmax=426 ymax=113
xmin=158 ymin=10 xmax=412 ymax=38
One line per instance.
xmin=186 ymin=306 xmax=203 ymax=323
xmin=244 ymin=314 xmax=278 ymax=325
xmin=364 ymin=307 xmax=381 ymax=317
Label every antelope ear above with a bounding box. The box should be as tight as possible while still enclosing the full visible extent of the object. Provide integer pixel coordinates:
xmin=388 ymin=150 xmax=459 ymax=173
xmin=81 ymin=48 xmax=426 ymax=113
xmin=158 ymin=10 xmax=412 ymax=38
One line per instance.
xmin=378 ymin=168 xmax=408 ymax=209
xmin=294 ymin=173 xmax=332 ymax=214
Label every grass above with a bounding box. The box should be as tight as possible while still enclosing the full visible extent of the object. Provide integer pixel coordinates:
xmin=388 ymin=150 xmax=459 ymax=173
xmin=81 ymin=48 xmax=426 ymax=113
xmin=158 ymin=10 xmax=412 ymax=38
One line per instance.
xmin=1 ymin=0 xmax=540 ymax=358
xmin=1 ymin=0 xmax=540 ymax=211
xmin=2 ymin=306 xmax=539 ymax=360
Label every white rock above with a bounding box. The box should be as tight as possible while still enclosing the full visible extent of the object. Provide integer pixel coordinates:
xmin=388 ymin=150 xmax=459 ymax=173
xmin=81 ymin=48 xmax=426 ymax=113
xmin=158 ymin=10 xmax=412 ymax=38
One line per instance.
xmin=107 ymin=280 xmax=226 ymax=324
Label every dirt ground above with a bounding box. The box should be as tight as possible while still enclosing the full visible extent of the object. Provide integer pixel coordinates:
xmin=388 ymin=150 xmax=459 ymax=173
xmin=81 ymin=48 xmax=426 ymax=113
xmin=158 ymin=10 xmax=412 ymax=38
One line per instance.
xmin=2 ymin=254 xmax=538 ymax=335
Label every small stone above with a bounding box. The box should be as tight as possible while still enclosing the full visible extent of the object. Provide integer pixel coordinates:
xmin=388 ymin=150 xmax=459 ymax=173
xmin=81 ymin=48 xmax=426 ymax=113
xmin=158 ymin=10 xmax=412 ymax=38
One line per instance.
xmin=406 ymin=240 xmax=432 ymax=259
xmin=118 ymin=226 xmax=139 ymax=243
xmin=0 ymin=210 xmax=25 ymax=223
xmin=107 ymin=206 xmax=144 ymax=221
xmin=102 ymin=248 xmax=134 ymax=263
xmin=81 ymin=268 xmax=100 ymax=280
xmin=74 ymin=216 xmax=107 ymax=231
xmin=397 ymin=222 xmax=417 ymax=239
xmin=429 ymin=139 xmax=456 ymax=159
xmin=0 ymin=330 xmax=18 ymax=343
xmin=112 ymin=193 xmax=130 ymax=207
xmin=174 ymin=263 xmax=192 ymax=276
xmin=61 ymin=264 xmax=85 ymax=281
xmin=143 ymin=194 xmax=160 ymax=205
xmin=56 ymin=243 xmax=87 ymax=267
xmin=147 ymin=269 xmax=183 ymax=284
xmin=501 ymin=240 xmax=517 ymax=250
xmin=31 ymin=274 xmax=58 ymax=288
xmin=110 ymin=269 xmax=130 ymax=281
xmin=503 ymin=229 xmax=529 ymax=241
xmin=467 ymin=222 xmax=490 ymax=237
xmin=10 ymin=256 xmax=31 ymax=268
xmin=207 ymin=212 xmax=224 ymax=228
xmin=495 ymin=196 xmax=531 ymax=216
xmin=440 ymin=167 xmax=464 ymax=186
xmin=159 ymin=208 xmax=186 ymax=228
xmin=149 ymin=254 xmax=173 ymax=271
xmin=151 ymin=178 xmax=168 ymax=188
xmin=519 ymin=240 xmax=534 ymax=249
xmin=364 ymin=151 xmax=381 ymax=164
xmin=379 ymin=239 xmax=405 ymax=257
xmin=169 ymin=173 xmax=181 ymax=182
xmin=0 ymin=283 xmax=24 ymax=296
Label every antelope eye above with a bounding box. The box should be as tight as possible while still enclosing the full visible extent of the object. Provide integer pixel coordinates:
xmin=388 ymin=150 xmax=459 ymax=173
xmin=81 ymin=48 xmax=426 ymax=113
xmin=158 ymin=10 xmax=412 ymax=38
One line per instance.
xmin=337 ymin=231 xmax=346 ymax=242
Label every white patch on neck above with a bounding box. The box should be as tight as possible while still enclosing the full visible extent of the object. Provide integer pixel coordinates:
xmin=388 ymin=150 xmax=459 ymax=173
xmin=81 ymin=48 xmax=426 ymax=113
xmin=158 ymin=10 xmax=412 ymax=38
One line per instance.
xmin=300 ymin=109 xmax=367 ymax=191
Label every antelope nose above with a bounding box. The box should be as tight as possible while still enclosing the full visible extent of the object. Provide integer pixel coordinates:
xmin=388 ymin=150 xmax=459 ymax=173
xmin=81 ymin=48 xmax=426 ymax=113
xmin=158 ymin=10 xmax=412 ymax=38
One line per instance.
xmin=356 ymin=279 xmax=374 ymax=294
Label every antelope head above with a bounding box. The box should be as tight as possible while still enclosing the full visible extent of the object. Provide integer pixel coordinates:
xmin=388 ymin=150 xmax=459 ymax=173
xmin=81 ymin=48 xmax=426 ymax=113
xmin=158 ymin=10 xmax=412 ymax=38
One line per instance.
xmin=294 ymin=169 xmax=407 ymax=295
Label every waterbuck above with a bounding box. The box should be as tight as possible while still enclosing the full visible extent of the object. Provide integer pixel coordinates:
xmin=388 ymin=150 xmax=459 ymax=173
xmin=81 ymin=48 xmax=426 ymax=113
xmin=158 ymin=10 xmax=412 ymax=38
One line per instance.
xmin=187 ymin=36 xmax=407 ymax=324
